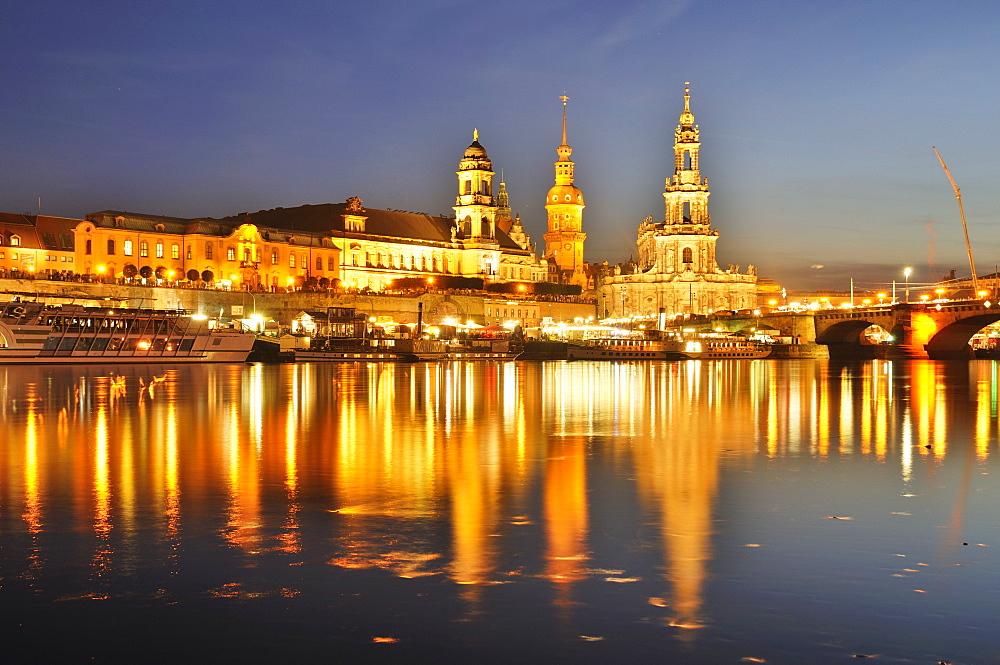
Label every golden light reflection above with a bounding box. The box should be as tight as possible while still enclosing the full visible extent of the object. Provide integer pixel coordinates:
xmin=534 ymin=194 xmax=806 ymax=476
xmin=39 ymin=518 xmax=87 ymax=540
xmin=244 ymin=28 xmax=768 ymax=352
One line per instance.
xmin=92 ymin=375 xmax=113 ymax=593
xmin=164 ymin=373 xmax=181 ymax=551
xmin=543 ymin=435 xmax=589 ymax=609
xmin=1 ymin=358 xmax=997 ymax=637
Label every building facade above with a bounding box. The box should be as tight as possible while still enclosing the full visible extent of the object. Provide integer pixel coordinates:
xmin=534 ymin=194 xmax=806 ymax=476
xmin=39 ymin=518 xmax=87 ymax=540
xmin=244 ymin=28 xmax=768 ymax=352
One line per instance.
xmin=0 ymin=213 xmax=80 ymax=277
xmin=0 ymin=131 xmax=548 ymax=292
xmin=597 ymin=85 xmax=756 ymax=318
xmin=542 ymin=97 xmax=588 ymax=288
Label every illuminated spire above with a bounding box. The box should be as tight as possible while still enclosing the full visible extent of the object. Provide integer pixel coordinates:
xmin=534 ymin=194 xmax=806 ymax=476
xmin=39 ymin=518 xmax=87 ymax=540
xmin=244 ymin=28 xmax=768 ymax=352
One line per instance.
xmin=556 ymin=95 xmax=572 ymax=164
xmin=473 ymin=128 xmax=479 ymax=142
xmin=678 ymin=82 xmax=695 ymax=128
xmin=560 ymin=94 xmax=569 ymax=146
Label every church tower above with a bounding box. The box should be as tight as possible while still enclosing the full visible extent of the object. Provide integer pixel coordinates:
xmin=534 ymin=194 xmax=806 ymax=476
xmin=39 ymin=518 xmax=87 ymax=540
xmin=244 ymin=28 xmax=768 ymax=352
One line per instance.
xmin=495 ymin=173 xmax=513 ymax=233
xmin=664 ymin=83 xmax=710 ymax=229
xmin=598 ymin=83 xmax=757 ymax=318
xmin=639 ymin=82 xmax=720 ymax=276
xmin=453 ymin=129 xmax=496 ymax=240
xmin=543 ymin=96 xmax=587 ymax=286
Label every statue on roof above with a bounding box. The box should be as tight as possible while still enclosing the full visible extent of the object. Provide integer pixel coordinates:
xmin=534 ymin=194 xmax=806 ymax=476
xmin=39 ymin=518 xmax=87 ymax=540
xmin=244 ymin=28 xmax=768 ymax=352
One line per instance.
xmin=345 ymin=196 xmax=365 ymax=213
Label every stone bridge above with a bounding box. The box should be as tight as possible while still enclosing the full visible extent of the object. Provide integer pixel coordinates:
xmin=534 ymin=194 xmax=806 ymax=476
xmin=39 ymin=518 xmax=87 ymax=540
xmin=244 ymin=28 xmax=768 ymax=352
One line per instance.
xmin=672 ymin=300 xmax=1000 ymax=359
xmin=813 ymin=300 xmax=1000 ymax=359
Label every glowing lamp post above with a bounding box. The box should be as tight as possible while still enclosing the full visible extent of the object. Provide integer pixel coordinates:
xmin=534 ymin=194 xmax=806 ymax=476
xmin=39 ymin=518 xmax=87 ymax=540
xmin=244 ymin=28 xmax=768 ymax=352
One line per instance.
xmin=903 ymin=267 xmax=912 ymax=303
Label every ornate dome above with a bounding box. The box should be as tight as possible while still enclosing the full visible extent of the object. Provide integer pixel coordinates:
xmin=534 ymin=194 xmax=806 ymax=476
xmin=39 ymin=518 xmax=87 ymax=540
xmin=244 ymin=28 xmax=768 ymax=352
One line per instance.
xmin=464 ymin=140 xmax=487 ymax=158
xmin=546 ymin=183 xmax=585 ymax=206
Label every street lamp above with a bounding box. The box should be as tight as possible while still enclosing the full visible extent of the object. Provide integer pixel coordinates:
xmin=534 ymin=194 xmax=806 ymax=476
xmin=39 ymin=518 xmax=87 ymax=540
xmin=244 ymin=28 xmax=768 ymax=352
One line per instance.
xmin=903 ymin=267 xmax=912 ymax=303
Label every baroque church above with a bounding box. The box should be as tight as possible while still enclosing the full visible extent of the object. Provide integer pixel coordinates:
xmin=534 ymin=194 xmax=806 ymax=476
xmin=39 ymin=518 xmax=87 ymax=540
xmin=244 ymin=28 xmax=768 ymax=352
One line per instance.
xmin=597 ymin=85 xmax=757 ymax=317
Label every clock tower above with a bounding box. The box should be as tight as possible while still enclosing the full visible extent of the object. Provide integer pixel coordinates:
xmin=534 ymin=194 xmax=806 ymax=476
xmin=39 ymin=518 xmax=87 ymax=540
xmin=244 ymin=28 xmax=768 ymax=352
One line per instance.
xmin=543 ymin=96 xmax=587 ymax=286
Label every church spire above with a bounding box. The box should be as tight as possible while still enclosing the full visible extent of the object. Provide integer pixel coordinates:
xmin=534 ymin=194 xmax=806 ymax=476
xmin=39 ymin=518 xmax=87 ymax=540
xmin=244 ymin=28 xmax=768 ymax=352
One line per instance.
xmin=560 ymin=94 xmax=569 ymax=146
xmin=496 ymin=171 xmax=513 ymax=232
xmin=544 ymin=94 xmax=587 ymax=287
xmin=665 ymin=82 xmax=710 ymax=227
xmin=678 ymin=82 xmax=695 ymax=127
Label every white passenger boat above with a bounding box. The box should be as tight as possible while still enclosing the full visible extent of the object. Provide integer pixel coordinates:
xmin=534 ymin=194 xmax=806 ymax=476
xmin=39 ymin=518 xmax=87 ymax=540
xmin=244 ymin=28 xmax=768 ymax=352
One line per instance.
xmin=566 ymin=333 xmax=771 ymax=361
xmin=664 ymin=335 xmax=772 ymax=359
xmin=295 ymin=337 xmax=520 ymax=362
xmin=0 ymin=301 xmax=255 ymax=364
xmin=566 ymin=337 xmax=673 ymax=360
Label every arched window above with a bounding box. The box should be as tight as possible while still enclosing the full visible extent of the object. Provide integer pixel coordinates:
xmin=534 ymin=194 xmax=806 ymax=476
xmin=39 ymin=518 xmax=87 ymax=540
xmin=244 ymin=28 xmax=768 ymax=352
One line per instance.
xmin=227 ymin=246 xmax=236 ymax=261
xmin=206 ymin=243 xmax=213 ymax=260
xmin=139 ymin=240 xmax=147 ymax=257
xmin=682 ymin=247 xmax=693 ymax=264
xmin=328 ymin=256 xmax=335 ymax=271
xmin=124 ymin=240 xmax=134 ymax=256
xmin=107 ymin=239 xmax=116 ymax=255
xmin=243 ymin=248 xmax=251 ymax=262
xmin=85 ymin=239 xmax=92 ymax=255
xmin=171 ymin=243 xmax=180 ymax=259
xmin=315 ymin=256 xmax=322 ymax=271
xmin=10 ymin=235 xmax=20 ymax=246
xmin=271 ymin=250 xmax=278 ymax=265
xmin=289 ymin=253 xmax=296 ymax=268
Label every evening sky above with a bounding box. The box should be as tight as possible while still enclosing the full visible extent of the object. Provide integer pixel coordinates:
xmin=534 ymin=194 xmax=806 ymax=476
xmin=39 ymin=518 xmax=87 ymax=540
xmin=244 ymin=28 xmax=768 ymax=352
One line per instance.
xmin=2 ymin=0 xmax=999 ymax=291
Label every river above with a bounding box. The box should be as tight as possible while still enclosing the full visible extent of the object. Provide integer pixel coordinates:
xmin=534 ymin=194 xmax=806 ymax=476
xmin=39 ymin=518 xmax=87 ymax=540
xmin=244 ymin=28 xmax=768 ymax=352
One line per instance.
xmin=1 ymin=359 xmax=998 ymax=664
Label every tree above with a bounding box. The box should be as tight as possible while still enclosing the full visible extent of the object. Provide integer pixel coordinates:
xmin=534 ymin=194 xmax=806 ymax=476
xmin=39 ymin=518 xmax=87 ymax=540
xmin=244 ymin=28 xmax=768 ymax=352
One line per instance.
xmin=186 ymin=269 xmax=200 ymax=282
xmin=122 ymin=264 xmax=138 ymax=279
xmin=139 ymin=266 xmax=153 ymax=279
xmin=201 ymin=270 xmax=214 ymax=283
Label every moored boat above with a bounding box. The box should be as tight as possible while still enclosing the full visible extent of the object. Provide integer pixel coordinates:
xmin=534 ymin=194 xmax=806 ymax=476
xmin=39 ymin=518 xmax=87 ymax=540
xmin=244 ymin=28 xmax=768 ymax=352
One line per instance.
xmin=295 ymin=337 xmax=520 ymax=362
xmin=0 ymin=300 xmax=254 ymax=364
xmin=663 ymin=334 xmax=772 ymax=359
xmin=566 ymin=336 xmax=673 ymax=360
xmin=566 ymin=332 xmax=771 ymax=361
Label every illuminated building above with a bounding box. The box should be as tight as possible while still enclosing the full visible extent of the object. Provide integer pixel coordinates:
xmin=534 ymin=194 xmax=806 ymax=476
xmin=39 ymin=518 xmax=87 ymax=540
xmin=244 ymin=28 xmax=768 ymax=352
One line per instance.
xmin=77 ymin=211 xmax=339 ymax=289
xmin=543 ymin=96 xmax=588 ymax=288
xmin=47 ymin=131 xmax=546 ymax=291
xmin=0 ymin=213 xmax=79 ymax=276
xmin=597 ymin=84 xmax=757 ymax=317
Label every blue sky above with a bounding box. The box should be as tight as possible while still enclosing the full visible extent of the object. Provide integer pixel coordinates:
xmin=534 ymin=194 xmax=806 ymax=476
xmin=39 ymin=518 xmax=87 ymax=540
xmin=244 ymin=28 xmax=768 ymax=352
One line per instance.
xmin=3 ymin=0 xmax=999 ymax=291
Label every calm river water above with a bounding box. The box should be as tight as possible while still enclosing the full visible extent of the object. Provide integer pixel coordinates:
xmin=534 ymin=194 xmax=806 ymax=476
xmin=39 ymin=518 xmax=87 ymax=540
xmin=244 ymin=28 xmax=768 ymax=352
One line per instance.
xmin=2 ymin=359 xmax=999 ymax=664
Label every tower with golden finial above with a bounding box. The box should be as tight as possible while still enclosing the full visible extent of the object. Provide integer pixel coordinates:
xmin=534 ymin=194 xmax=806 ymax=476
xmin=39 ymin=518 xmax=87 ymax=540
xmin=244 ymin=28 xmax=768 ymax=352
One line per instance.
xmin=663 ymin=82 xmax=710 ymax=228
xmin=543 ymin=95 xmax=587 ymax=286
xmin=597 ymin=83 xmax=757 ymax=318
xmin=453 ymin=128 xmax=496 ymax=240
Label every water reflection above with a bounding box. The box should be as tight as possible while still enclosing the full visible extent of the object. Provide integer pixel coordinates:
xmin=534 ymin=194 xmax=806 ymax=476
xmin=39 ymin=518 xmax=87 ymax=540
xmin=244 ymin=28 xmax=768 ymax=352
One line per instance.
xmin=1 ymin=359 xmax=998 ymax=659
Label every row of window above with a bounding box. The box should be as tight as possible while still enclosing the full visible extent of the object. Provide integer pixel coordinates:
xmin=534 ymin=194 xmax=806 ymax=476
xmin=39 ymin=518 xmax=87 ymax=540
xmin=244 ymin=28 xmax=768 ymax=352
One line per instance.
xmin=91 ymin=240 xmax=335 ymax=270
xmin=0 ymin=252 xmax=68 ymax=263
xmin=486 ymin=307 xmax=537 ymax=319
xmin=0 ymin=235 xmax=21 ymax=246
xmin=92 ymin=239 xmax=176 ymax=259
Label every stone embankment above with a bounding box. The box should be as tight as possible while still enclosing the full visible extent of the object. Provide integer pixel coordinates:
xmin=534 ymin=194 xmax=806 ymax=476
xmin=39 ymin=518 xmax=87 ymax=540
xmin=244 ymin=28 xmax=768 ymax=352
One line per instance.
xmin=0 ymin=278 xmax=594 ymax=327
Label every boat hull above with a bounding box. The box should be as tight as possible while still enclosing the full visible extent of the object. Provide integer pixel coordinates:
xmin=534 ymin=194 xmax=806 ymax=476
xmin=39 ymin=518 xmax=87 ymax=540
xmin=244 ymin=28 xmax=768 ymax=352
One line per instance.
xmin=0 ymin=302 xmax=254 ymax=364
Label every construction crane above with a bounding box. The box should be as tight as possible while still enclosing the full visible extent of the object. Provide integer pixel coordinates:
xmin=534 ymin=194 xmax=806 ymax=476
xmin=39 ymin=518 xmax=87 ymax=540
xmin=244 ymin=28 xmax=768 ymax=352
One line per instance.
xmin=933 ymin=146 xmax=979 ymax=294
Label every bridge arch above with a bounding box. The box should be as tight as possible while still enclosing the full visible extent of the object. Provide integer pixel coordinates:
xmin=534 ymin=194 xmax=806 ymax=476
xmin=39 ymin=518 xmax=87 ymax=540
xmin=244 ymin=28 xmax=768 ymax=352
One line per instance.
xmin=815 ymin=319 xmax=878 ymax=345
xmin=925 ymin=313 xmax=1000 ymax=359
